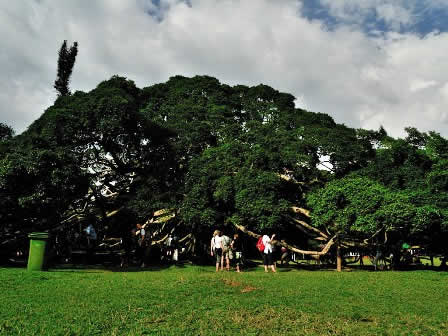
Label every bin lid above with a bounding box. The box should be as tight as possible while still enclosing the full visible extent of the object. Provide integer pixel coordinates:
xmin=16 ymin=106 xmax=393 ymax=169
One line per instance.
xmin=28 ymin=232 xmax=50 ymax=239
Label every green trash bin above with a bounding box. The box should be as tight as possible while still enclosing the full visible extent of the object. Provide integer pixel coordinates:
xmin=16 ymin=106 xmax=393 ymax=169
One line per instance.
xmin=27 ymin=232 xmax=50 ymax=271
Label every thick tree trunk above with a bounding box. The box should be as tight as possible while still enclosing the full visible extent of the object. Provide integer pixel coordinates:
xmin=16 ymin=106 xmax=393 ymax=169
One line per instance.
xmin=336 ymin=244 xmax=342 ymax=272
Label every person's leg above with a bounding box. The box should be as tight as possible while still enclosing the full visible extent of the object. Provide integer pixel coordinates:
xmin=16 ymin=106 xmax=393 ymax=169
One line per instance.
xmin=141 ymin=247 xmax=147 ymax=268
xmin=215 ymin=251 xmax=220 ymax=272
xmin=268 ymin=253 xmax=276 ymax=272
xmin=263 ymin=253 xmax=268 ymax=272
xmin=236 ymin=252 xmax=241 ymax=272
xmin=139 ymin=247 xmax=145 ymax=267
xmin=226 ymin=254 xmax=230 ymax=271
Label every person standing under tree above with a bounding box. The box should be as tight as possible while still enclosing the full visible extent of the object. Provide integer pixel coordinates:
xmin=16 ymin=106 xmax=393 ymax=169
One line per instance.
xmin=84 ymin=223 xmax=97 ymax=264
xmin=120 ymin=226 xmax=134 ymax=268
xmin=231 ymin=233 xmax=243 ymax=272
xmin=262 ymin=233 xmax=276 ymax=273
xmin=221 ymin=234 xmax=231 ymax=271
xmin=280 ymin=246 xmax=289 ymax=266
xmin=136 ymin=223 xmax=148 ymax=268
xmin=211 ymin=230 xmax=223 ymax=272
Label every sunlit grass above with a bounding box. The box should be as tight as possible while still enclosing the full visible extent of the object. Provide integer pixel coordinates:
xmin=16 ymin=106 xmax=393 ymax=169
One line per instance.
xmin=1 ymin=265 xmax=447 ymax=335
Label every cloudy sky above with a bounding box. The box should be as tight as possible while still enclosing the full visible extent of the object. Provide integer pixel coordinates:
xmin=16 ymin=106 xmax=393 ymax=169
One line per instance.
xmin=2 ymin=0 xmax=448 ymax=137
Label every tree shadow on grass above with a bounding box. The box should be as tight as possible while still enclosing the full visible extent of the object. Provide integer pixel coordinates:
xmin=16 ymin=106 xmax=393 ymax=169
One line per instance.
xmin=46 ymin=261 xmax=188 ymax=273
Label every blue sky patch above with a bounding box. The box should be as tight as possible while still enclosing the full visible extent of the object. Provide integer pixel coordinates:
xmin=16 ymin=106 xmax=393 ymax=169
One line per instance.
xmin=299 ymin=0 xmax=448 ymax=37
xmin=145 ymin=0 xmax=192 ymax=22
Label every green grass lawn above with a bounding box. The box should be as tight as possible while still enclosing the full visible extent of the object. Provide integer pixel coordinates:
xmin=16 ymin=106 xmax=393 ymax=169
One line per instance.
xmin=1 ymin=265 xmax=447 ymax=335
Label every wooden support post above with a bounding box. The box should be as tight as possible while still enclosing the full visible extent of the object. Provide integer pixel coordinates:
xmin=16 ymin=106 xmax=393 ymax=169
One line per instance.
xmin=337 ymin=244 xmax=342 ymax=272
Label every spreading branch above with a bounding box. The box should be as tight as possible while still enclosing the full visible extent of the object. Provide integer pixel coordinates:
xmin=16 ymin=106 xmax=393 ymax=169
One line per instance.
xmin=290 ymin=206 xmax=311 ymax=218
xmin=363 ymin=225 xmax=386 ymax=244
xmin=106 ymin=208 xmax=122 ymax=218
xmin=287 ymin=216 xmax=329 ymax=239
xmin=233 ymin=223 xmax=335 ymax=255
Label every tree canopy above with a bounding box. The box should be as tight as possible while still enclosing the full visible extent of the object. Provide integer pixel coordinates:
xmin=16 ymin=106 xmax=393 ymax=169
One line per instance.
xmin=1 ymin=75 xmax=447 ymax=264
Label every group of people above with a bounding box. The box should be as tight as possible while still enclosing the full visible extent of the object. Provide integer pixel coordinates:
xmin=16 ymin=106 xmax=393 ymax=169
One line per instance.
xmin=55 ymin=220 xmax=286 ymax=271
xmin=211 ymin=230 xmax=290 ymax=273
xmin=210 ymin=231 xmax=244 ymax=272
xmin=120 ymin=223 xmax=180 ymax=268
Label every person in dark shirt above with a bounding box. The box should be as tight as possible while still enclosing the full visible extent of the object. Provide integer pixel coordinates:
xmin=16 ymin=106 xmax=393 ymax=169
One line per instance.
xmin=120 ymin=227 xmax=135 ymax=268
xmin=231 ymin=233 xmax=243 ymax=272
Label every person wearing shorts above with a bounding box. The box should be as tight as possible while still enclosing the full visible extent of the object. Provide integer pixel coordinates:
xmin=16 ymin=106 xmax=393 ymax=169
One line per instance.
xmin=231 ymin=233 xmax=243 ymax=272
xmin=221 ymin=234 xmax=231 ymax=271
xmin=280 ymin=246 xmax=289 ymax=266
xmin=211 ymin=230 xmax=223 ymax=272
xmin=262 ymin=233 xmax=276 ymax=273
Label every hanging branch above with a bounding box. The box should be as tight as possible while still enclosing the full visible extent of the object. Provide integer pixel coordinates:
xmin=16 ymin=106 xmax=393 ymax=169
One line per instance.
xmin=151 ymin=227 xmax=175 ymax=245
xmin=106 ymin=208 xmax=122 ymax=218
xmin=363 ymin=225 xmax=386 ymax=244
xmin=286 ymin=216 xmax=329 ymax=239
xmin=276 ymin=236 xmax=336 ymax=256
xmin=290 ymin=206 xmax=311 ymax=218
xmin=233 ymin=223 xmax=336 ymax=255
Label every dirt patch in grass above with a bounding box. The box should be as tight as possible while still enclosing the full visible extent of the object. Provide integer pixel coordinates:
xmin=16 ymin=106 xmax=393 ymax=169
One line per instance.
xmin=222 ymin=278 xmax=242 ymax=287
xmin=240 ymin=286 xmax=257 ymax=293
xmin=221 ymin=278 xmax=258 ymax=293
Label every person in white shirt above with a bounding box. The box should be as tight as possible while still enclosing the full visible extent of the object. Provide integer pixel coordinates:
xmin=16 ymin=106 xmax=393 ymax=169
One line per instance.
xmin=85 ymin=224 xmax=97 ymax=241
xmin=262 ymin=233 xmax=276 ymax=273
xmin=84 ymin=223 xmax=97 ymax=263
xmin=211 ymin=230 xmax=223 ymax=272
xmin=136 ymin=223 xmax=148 ymax=267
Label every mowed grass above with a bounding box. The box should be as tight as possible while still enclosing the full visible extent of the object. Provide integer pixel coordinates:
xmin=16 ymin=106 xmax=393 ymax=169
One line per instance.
xmin=1 ymin=265 xmax=447 ymax=336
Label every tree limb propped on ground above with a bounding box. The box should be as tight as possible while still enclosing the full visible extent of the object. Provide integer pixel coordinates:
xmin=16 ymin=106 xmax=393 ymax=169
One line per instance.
xmin=233 ymin=223 xmax=336 ymax=256
xmin=286 ymin=215 xmax=328 ymax=240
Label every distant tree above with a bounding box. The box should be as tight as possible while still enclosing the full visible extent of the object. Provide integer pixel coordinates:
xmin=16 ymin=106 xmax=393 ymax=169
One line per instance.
xmin=0 ymin=123 xmax=14 ymax=141
xmin=306 ymin=176 xmax=444 ymax=270
xmin=0 ymin=147 xmax=89 ymax=231
xmin=54 ymin=40 xmax=78 ymax=96
xmin=1 ymin=76 xmax=175 ymax=234
xmin=335 ymin=126 xmax=448 ymax=264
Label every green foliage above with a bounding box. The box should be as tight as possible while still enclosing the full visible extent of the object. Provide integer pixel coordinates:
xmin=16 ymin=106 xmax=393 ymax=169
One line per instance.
xmin=307 ymin=176 xmax=437 ymax=240
xmin=0 ymin=123 xmax=14 ymax=142
xmin=181 ymin=137 xmax=303 ymax=232
xmin=0 ymin=148 xmax=88 ymax=229
xmin=348 ymin=127 xmax=448 ymax=250
xmin=2 ymin=73 xmax=447 ymax=254
xmin=1 ymin=76 xmax=175 ymax=231
xmin=357 ymin=139 xmax=432 ymax=190
xmin=308 ymin=177 xmax=389 ymax=236
xmin=427 ymin=159 xmax=448 ymax=192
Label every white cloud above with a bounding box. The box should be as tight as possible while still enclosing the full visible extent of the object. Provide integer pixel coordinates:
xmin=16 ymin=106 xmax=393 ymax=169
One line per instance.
xmin=0 ymin=0 xmax=448 ymax=138
xmin=409 ymin=79 xmax=438 ymax=93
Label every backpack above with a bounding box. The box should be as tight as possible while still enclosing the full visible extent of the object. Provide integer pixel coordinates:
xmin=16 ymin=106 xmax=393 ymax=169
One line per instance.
xmin=256 ymin=237 xmax=265 ymax=252
xmin=222 ymin=235 xmax=231 ymax=253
